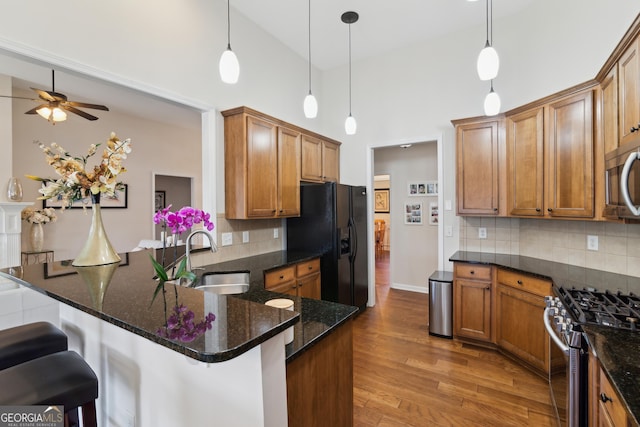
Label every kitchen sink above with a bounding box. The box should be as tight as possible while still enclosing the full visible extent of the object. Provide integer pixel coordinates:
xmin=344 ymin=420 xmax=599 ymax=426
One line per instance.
xmin=194 ymin=271 xmax=250 ymax=295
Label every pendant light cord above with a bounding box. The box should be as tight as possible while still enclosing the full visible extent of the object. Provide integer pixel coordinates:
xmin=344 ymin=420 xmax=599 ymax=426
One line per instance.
xmin=226 ymin=0 xmax=232 ymax=50
xmin=308 ymin=0 xmax=312 ymax=93
xmin=348 ymin=22 xmax=352 ymax=115
xmin=485 ymin=0 xmax=489 ymax=44
xmin=489 ymin=0 xmax=493 ymax=46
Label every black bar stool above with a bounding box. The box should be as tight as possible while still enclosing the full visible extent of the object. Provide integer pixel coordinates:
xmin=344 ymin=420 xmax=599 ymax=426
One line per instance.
xmin=0 ymin=351 xmax=98 ymax=427
xmin=0 ymin=321 xmax=68 ymax=370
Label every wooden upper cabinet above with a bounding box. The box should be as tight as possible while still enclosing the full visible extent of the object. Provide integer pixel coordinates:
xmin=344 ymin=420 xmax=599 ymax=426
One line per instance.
xmin=277 ymin=127 xmax=301 ymax=217
xmin=506 ymin=107 xmax=545 ymax=216
xmin=618 ymin=35 xmax=640 ymax=147
xmin=223 ymin=108 xmax=300 ymax=219
xmin=454 ymin=117 xmax=502 ymax=215
xmin=601 ymin=66 xmax=619 ymax=155
xmin=301 ymin=135 xmax=340 ymax=183
xmin=546 ymin=90 xmax=594 ymax=218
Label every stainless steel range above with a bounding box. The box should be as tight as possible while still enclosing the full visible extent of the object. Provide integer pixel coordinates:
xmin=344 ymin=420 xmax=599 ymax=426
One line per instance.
xmin=544 ymin=287 xmax=640 ymax=427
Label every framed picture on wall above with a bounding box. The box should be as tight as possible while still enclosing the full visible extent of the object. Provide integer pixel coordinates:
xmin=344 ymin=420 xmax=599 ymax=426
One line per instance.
xmin=404 ymin=202 xmax=423 ymax=225
xmin=429 ymin=202 xmax=438 ymax=225
xmin=155 ymin=190 xmax=166 ymax=212
xmin=374 ymin=189 xmax=390 ymax=213
xmin=43 ymin=184 xmax=128 ymax=209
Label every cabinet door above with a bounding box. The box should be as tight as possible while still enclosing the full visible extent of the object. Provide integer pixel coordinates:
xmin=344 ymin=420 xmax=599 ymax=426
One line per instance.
xmin=546 ymin=90 xmax=594 ymax=218
xmin=601 ymin=66 xmax=619 ymax=155
xmin=298 ymin=273 xmax=321 ymax=300
xmin=322 ymin=141 xmax=340 ymax=182
xmin=278 ymin=127 xmax=301 ymax=217
xmin=301 ymin=135 xmax=323 ymax=182
xmin=495 ymin=284 xmax=548 ymax=372
xmin=618 ymin=36 xmax=640 ymax=147
xmin=456 ymin=120 xmax=500 ymax=215
xmin=598 ymin=367 xmax=628 ymax=427
xmin=247 ymin=116 xmax=278 ymax=217
xmin=507 ymin=107 xmax=545 ymax=216
xmin=454 ymin=279 xmax=492 ymax=342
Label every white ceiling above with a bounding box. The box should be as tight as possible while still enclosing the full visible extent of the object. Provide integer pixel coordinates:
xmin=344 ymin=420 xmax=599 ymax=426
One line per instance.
xmin=1 ymin=0 xmax=535 ymax=126
xmin=231 ymin=0 xmax=534 ymax=70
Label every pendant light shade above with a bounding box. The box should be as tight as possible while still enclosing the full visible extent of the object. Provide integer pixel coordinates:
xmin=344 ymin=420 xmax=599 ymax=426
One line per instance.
xmin=342 ymin=11 xmax=359 ymax=135
xmin=304 ymin=92 xmax=318 ymax=118
xmin=484 ymin=82 xmax=501 ymax=116
xmin=219 ymin=0 xmax=239 ymax=84
xmin=477 ymin=0 xmax=499 ymax=81
xmin=345 ymin=114 xmax=357 ymax=135
xmin=477 ymin=42 xmax=499 ymax=81
xmin=303 ymin=0 xmax=317 ymax=118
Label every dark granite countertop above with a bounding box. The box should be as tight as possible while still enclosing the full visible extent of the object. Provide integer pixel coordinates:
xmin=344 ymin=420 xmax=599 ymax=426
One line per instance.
xmin=0 ymin=249 xmax=357 ymax=364
xmin=450 ymin=251 xmax=640 ymax=423
xmin=189 ymin=250 xmax=359 ymax=362
xmin=583 ymin=325 xmax=640 ymax=427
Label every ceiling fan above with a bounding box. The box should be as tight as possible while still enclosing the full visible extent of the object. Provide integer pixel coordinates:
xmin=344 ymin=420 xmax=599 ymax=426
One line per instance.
xmin=0 ymin=70 xmax=109 ymax=123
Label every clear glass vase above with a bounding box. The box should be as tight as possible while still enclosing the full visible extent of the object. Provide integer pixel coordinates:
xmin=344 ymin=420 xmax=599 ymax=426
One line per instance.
xmin=6 ymin=177 xmax=23 ymax=202
xmin=72 ymin=193 xmax=121 ymax=267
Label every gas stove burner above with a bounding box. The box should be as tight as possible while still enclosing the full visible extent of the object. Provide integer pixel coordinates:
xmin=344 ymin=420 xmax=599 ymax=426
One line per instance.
xmin=555 ymin=286 xmax=640 ymax=331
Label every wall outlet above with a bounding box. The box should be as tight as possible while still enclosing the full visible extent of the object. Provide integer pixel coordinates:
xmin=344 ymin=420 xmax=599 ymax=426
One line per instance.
xmin=445 ymin=225 xmax=453 ymax=237
xmin=221 ymin=232 xmax=233 ymax=246
xmin=478 ymin=227 xmax=487 ymax=239
xmin=242 ymin=231 xmax=249 ymax=243
xmin=273 ymin=228 xmax=279 ymax=239
xmin=587 ymin=235 xmax=599 ymax=251
xmin=444 ymin=200 xmax=452 ymax=211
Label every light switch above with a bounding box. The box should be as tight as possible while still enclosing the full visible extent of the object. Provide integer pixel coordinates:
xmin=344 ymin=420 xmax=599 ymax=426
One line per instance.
xmin=242 ymin=231 xmax=249 ymax=243
xmin=445 ymin=226 xmax=453 ymax=237
xmin=273 ymin=228 xmax=279 ymax=239
xmin=222 ymin=232 xmax=233 ymax=246
xmin=444 ymin=200 xmax=452 ymax=211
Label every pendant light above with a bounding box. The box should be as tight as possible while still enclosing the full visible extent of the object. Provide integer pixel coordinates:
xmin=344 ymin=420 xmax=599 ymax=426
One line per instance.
xmin=484 ymin=81 xmax=501 ymax=116
xmin=477 ymin=0 xmax=499 ymax=81
xmin=342 ymin=11 xmax=359 ymax=135
xmin=219 ymin=0 xmax=239 ymax=84
xmin=303 ymin=0 xmax=318 ymax=118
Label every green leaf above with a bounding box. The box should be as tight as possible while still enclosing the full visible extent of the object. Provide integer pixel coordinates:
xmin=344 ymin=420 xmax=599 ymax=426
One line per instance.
xmin=149 ymin=253 xmax=168 ymax=281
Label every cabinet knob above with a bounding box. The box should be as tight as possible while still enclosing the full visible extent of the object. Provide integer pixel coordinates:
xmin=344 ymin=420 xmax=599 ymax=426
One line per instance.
xmin=308 ymin=265 xmax=313 ymax=270
xmin=536 ymin=208 xmax=541 ymax=212
xmin=470 ymin=270 xmax=475 ymax=275
xmin=493 ymin=208 xmax=498 ymax=212
xmin=631 ymin=125 xmax=640 ymax=133
xmin=517 ymin=280 xmax=523 ymax=285
xmin=600 ymin=393 xmax=613 ymax=403
xmin=547 ymin=208 xmax=553 ymax=212
xmin=279 ymin=275 xmax=284 ymax=279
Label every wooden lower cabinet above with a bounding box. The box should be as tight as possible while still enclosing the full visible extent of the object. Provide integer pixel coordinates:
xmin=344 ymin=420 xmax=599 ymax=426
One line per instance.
xmin=264 ymin=258 xmax=321 ymax=300
xmin=590 ymin=351 xmax=632 ymax=427
xmin=453 ymin=263 xmax=493 ymax=342
xmin=495 ymin=269 xmax=563 ymax=376
xmin=286 ymin=320 xmax=353 ymax=427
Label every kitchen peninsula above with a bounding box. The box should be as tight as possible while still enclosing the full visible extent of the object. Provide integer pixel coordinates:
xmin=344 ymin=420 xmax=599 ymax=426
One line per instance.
xmin=0 ymin=249 xmax=357 ymax=427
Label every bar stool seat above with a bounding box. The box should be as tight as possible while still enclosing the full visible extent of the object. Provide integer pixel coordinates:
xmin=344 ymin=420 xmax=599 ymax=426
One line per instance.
xmin=0 ymin=321 xmax=68 ymax=370
xmin=0 ymin=351 xmax=98 ymax=427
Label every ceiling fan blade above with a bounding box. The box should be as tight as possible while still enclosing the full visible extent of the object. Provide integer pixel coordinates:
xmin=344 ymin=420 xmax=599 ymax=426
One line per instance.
xmin=64 ymin=101 xmax=109 ymax=111
xmin=0 ymin=94 xmax=38 ymax=101
xmin=63 ymin=105 xmax=99 ymax=121
xmin=31 ymin=88 xmax=57 ymax=102
xmin=25 ymin=104 xmax=48 ymax=115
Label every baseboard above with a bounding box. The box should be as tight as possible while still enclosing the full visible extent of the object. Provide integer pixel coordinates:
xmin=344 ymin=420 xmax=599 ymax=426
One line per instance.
xmin=389 ymin=283 xmax=428 ymax=294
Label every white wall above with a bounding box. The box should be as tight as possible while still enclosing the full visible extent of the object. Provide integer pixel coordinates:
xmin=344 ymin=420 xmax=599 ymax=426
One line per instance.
xmin=11 ymin=86 xmax=201 ymax=260
xmin=375 ymin=143 xmax=438 ymax=291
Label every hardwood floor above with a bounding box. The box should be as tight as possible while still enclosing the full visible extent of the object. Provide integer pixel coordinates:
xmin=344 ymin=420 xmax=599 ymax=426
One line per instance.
xmin=352 ymin=252 xmax=557 ymax=426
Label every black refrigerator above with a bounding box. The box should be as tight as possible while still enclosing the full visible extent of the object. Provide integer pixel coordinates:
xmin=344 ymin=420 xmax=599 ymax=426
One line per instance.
xmin=286 ymin=182 xmax=368 ymax=311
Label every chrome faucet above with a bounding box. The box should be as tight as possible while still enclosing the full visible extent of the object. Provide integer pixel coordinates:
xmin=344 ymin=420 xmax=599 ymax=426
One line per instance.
xmin=185 ymin=230 xmax=217 ymax=272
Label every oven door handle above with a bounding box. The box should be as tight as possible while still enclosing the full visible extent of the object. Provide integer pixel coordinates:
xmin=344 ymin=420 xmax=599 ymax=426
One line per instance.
xmin=544 ymin=307 xmax=569 ymax=354
xmin=621 ymin=150 xmax=640 ymax=216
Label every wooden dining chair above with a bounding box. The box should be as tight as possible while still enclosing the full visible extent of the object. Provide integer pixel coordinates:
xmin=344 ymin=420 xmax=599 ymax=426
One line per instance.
xmin=374 ymin=219 xmax=386 ymax=257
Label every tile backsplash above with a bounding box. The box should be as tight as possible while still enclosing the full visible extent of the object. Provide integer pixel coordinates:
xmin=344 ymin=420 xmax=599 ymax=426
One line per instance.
xmin=459 ymin=217 xmax=640 ymax=278
xmin=190 ymin=214 xmax=284 ymax=266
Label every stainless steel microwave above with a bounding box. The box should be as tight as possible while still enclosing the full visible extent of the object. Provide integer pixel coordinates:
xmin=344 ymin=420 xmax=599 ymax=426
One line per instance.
xmin=605 ymin=139 xmax=640 ymax=220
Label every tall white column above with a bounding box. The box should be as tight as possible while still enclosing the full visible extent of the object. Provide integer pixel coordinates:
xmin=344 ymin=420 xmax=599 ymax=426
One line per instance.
xmin=0 ymin=202 xmax=33 ymax=268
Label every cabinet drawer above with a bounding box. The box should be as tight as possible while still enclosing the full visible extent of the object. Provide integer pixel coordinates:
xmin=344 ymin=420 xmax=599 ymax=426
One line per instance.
xmin=454 ymin=263 xmax=492 ymax=281
xmin=497 ymin=269 xmax=551 ymax=297
xmin=599 ymin=367 xmax=627 ymax=427
xmin=264 ymin=266 xmax=296 ymax=289
xmin=296 ymin=258 xmax=320 ymax=277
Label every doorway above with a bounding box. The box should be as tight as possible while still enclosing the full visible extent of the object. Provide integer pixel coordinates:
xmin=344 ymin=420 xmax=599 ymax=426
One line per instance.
xmin=373 ymin=174 xmax=390 ymax=261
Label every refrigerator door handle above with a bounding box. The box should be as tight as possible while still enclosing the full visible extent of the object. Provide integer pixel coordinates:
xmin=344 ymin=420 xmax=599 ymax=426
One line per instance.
xmin=349 ymin=218 xmax=357 ymax=260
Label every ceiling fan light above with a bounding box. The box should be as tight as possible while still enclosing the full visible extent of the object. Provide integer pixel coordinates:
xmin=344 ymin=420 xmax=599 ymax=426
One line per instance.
xmin=484 ymin=88 xmax=501 ymax=116
xmin=51 ymin=107 xmax=67 ymax=122
xmin=219 ymin=48 xmax=240 ymax=84
xmin=36 ymin=106 xmax=52 ymax=120
xmin=303 ymin=92 xmax=318 ymax=118
xmin=477 ymin=43 xmax=499 ymax=81
xmin=345 ymin=114 xmax=357 ymax=135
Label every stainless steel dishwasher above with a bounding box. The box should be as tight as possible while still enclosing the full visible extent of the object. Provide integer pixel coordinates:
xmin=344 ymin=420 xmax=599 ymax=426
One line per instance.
xmin=428 ymin=270 xmax=453 ymax=338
